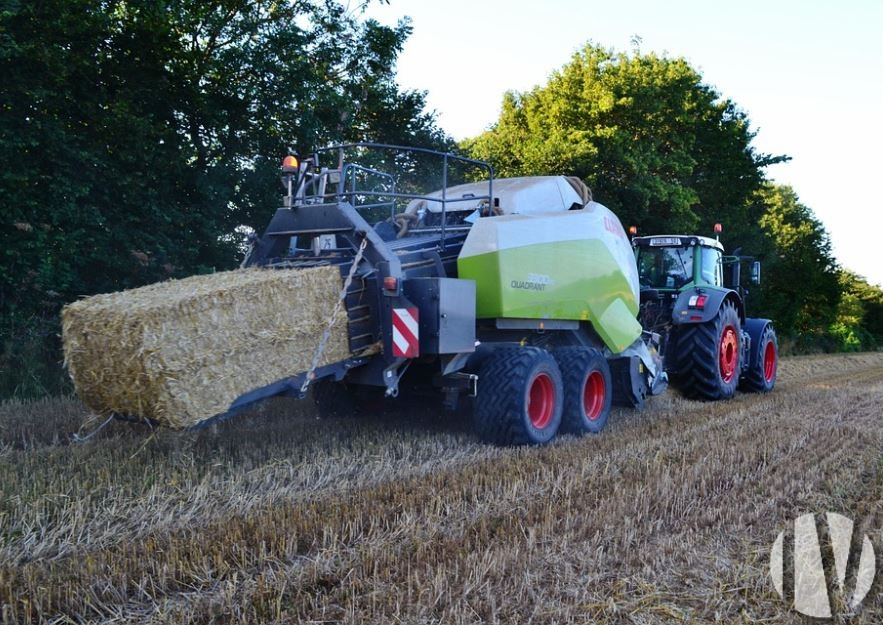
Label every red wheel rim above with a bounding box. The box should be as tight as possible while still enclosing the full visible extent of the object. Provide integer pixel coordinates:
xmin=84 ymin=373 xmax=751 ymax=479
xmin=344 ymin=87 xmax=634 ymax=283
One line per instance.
xmin=719 ymin=325 xmax=738 ymax=383
xmin=763 ymin=340 xmax=777 ymax=383
xmin=527 ymin=373 xmax=555 ymax=429
xmin=583 ymin=371 xmax=605 ymax=421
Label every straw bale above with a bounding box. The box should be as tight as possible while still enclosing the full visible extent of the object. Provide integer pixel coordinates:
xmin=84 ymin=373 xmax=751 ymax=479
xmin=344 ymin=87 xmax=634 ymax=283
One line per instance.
xmin=62 ymin=266 xmax=350 ymax=429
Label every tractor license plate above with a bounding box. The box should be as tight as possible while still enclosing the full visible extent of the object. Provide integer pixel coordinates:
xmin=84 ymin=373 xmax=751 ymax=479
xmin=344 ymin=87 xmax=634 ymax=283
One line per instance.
xmin=649 ymin=237 xmax=682 ymax=246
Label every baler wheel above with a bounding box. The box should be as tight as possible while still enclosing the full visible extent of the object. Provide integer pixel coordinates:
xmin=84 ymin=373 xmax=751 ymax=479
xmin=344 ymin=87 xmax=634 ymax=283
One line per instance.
xmin=474 ymin=347 xmax=563 ymax=446
xmin=553 ymin=347 xmax=613 ymax=434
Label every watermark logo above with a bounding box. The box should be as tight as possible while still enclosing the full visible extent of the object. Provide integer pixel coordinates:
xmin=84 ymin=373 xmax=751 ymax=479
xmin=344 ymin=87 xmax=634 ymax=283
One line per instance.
xmin=770 ymin=512 xmax=876 ymax=618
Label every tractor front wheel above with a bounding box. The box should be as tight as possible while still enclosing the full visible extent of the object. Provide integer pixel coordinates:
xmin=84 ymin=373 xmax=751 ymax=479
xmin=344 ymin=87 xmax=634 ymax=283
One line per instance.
xmin=474 ymin=347 xmax=563 ymax=445
xmin=671 ymin=301 xmax=742 ymax=400
xmin=740 ymin=324 xmax=778 ymax=392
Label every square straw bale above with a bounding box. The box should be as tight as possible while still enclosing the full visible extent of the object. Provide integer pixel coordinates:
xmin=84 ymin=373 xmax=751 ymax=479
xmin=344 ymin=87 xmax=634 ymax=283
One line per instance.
xmin=62 ymin=266 xmax=350 ymax=428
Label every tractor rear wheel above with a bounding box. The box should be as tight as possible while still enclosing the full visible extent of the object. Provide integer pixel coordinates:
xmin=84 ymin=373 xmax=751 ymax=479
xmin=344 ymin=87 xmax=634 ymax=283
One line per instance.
xmin=474 ymin=347 xmax=563 ymax=445
xmin=554 ymin=347 xmax=612 ymax=435
xmin=740 ymin=324 xmax=778 ymax=392
xmin=671 ymin=300 xmax=742 ymax=400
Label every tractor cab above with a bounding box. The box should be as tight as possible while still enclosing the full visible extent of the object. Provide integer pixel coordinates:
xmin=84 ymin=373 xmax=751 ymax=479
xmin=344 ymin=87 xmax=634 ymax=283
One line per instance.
xmin=633 ymin=235 xmax=724 ymax=292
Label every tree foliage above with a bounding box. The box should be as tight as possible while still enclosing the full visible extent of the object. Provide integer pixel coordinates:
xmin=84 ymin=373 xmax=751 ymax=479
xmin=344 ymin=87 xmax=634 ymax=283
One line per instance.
xmin=832 ymin=270 xmax=883 ymax=350
xmin=464 ymin=44 xmax=786 ymax=236
xmin=751 ymin=184 xmax=841 ymax=343
xmin=0 ymin=0 xmax=447 ymax=397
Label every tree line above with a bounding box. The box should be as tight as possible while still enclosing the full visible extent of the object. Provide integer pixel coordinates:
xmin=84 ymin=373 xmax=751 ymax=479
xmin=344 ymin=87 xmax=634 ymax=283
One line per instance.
xmin=464 ymin=44 xmax=883 ymax=354
xmin=1 ymin=2 xmax=880 ymax=398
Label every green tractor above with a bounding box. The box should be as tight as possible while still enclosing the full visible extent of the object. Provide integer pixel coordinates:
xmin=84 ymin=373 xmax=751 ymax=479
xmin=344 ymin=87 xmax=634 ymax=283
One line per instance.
xmin=631 ymin=228 xmax=778 ymax=400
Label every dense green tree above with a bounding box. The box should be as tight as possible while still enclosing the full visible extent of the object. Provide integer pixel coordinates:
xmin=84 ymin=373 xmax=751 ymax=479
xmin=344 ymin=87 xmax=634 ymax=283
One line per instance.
xmin=464 ymin=44 xmax=786 ymax=237
xmin=751 ymin=184 xmax=841 ymax=345
xmin=831 ymin=270 xmax=883 ymax=349
xmin=0 ymin=0 xmax=447 ymax=397
xmin=851 ymin=276 xmax=883 ymax=343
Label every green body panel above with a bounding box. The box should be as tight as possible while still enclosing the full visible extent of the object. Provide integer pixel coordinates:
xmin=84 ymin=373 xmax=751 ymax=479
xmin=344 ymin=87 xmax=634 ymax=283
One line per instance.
xmin=458 ymin=239 xmax=642 ymax=353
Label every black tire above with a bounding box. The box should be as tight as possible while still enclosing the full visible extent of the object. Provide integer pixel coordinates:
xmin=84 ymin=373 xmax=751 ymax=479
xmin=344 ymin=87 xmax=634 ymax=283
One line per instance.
xmin=671 ymin=300 xmax=742 ymax=400
xmin=310 ymin=378 xmax=361 ymax=418
xmin=553 ymin=347 xmax=613 ymax=435
xmin=740 ymin=324 xmax=778 ymax=392
xmin=474 ymin=347 xmax=563 ymax=446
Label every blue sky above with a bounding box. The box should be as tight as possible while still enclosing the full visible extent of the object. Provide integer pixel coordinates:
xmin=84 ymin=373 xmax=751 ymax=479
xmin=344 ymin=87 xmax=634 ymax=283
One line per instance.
xmin=366 ymin=0 xmax=883 ymax=287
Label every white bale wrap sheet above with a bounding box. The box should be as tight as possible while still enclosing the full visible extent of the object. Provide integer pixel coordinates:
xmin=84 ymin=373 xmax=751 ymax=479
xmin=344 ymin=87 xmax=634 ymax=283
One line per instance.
xmin=62 ymin=266 xmax=349 ymax=428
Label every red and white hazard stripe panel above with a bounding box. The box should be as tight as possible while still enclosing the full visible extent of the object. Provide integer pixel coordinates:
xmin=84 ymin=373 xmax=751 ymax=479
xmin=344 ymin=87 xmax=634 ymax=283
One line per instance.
xmin=391 ymin=307 xmax=419 ymax=358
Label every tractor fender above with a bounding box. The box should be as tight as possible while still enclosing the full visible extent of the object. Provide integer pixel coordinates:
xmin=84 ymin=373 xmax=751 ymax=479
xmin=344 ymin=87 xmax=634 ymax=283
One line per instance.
xmin=743 ymin=317 xmax=774 ymax=367
xmin=671 ymin=288 xmax=745 ymax=325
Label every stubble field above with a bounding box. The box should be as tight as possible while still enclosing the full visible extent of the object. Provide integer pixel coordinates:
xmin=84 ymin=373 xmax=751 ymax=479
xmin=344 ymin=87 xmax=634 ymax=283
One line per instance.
xmin=1 ymin=352 xmax=883 ymax=624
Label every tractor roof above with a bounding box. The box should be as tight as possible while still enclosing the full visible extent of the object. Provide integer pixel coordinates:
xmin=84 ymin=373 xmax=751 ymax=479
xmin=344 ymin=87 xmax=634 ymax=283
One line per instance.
xmin=632 ymin=235 xmax=724 ymax=252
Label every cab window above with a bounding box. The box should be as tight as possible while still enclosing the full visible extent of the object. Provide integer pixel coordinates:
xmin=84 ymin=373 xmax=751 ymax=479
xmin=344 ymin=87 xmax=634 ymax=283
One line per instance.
xmin=637 ymin=246 xmax=694 ymax=289
xmin=700 ymin=248 xmax=723 ymax=286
